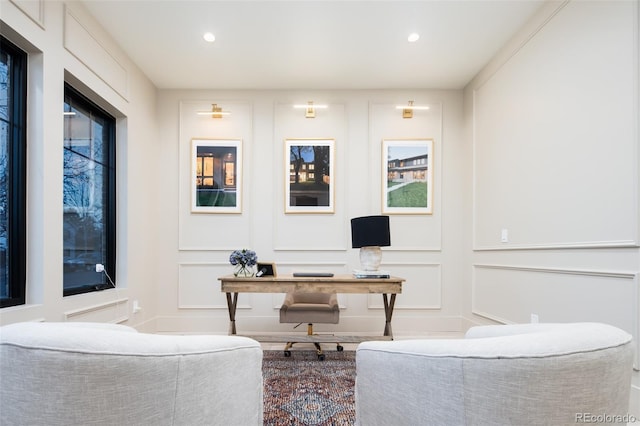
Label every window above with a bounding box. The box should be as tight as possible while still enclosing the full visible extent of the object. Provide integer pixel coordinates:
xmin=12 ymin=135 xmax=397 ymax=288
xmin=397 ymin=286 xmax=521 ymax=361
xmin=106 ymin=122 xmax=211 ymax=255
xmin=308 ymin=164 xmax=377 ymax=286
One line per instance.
xmin=63 ymin=83 xmax=116 ymax=296
xmin=0 ymin=36 xmax=27 ymax=308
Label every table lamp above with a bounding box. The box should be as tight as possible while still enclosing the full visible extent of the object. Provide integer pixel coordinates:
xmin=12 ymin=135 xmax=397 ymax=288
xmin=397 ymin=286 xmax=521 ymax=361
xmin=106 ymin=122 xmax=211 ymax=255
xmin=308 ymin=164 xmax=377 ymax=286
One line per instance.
xmin=351 ymin=215 xmax=391 ymax=271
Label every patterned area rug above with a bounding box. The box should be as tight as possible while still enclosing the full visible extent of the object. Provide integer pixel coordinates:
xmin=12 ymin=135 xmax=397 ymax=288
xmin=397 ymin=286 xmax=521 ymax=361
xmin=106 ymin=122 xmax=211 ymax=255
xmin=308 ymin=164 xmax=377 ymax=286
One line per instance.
xmin=263 ymin=350 xmax=356 ymax=426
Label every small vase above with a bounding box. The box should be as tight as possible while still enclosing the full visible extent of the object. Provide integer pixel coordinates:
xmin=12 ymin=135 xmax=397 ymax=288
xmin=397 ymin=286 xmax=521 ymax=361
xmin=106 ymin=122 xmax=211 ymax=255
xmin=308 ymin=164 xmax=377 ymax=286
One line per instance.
xmin=234 ymin=264 xmax=254 ymax=278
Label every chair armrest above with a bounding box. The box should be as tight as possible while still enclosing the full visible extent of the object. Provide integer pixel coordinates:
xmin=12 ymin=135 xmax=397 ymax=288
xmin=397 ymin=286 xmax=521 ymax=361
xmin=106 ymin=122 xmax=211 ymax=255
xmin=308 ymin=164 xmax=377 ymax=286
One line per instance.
xmin=355 ymin=342 xmax=466 ymax=425
xmin=464 ymin=322 xmax=565 ymax=339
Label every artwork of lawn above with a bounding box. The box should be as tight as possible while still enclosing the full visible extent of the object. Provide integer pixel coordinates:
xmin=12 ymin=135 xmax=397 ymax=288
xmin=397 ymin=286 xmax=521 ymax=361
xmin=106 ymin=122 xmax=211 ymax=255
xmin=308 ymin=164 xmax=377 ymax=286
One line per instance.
xmin=382 ymin=139 xmax=433 ymax=215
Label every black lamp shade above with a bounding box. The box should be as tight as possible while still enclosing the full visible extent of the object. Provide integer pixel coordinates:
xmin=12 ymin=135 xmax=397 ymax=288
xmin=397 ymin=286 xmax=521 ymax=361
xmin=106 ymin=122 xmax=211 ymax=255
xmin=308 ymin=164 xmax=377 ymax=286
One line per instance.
xmin=351 ymin=215 xmax=391 ymax=248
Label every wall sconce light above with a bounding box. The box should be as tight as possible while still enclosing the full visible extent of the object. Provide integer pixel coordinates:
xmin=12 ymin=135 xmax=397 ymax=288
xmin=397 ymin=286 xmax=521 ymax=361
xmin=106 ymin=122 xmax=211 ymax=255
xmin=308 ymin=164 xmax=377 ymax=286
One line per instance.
xmin=196 ymin=103 xmax=231 ymax=118
xmin=293 ymin=101 xmax=328 ymax=118
xmin=395 ymin=101 xmax=430 ymax=119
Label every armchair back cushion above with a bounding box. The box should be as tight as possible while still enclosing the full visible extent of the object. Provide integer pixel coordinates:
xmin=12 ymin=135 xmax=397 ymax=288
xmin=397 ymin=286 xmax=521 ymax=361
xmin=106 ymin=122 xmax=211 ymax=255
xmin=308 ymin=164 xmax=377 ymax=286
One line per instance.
xmin=0 ymin=322 xmax=263 ymax=426
xmin=355 ymin=323 xmax=633 ymax=426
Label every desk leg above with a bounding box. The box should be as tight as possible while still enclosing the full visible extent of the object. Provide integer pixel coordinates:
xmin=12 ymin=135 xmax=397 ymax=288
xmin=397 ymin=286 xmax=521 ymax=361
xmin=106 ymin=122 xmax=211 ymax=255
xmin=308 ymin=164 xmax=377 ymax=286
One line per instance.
xmin=383 ymin=293 xmax=396 ymax=339
xmin=225 ymin=292 xmax=238 ymax=335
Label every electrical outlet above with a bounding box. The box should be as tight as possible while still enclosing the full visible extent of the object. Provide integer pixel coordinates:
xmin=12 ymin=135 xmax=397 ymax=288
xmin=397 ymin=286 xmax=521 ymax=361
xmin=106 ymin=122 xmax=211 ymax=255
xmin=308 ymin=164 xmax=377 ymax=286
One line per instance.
xmin=530 ymin=313 xmax=539 ymax=323
xmin=132 ymin=300 xmax=142 ymax=314
xmin=501 ymin=229 xmax=509 ymax=243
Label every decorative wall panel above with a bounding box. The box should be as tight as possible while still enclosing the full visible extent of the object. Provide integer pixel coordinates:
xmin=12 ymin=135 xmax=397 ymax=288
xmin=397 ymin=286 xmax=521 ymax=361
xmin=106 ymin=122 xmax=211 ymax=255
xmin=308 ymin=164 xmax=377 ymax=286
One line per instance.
xmin=368 ymin=263 xmax=442 ymax=310
xmin=64 ymin=298 xmax=129 ymax=324
xmin=472 ymin=264 xmax=638 ymax=365
xmin=178 ymin=101 xmax=253 ymax=251
xmin=178 ymin=262 xmax=249 ymax=310
xmin=273 ymin=102 xmax=347 ymax=250
xmin=472 ymin=0 xmax=638 ymax=250
xmin=64 ymin=7 xmax=128 ymax=99
xmin=369 ymin=102 xmax=443 ymax=251
xmin=10 ymin=0 xmax=44 ymax=27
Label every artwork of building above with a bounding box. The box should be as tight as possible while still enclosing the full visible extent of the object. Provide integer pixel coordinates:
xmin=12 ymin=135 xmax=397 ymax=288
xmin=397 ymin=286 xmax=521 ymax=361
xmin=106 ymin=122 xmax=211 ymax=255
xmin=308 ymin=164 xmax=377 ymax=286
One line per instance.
xmin=387 ymin=154 xmax=428 ymax=183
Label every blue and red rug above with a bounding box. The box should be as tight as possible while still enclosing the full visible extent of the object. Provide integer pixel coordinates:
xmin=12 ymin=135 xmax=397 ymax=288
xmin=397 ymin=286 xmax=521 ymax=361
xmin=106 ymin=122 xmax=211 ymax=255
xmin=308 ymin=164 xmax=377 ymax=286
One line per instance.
xmin=262 ymin=350 xmax=356 ymax=426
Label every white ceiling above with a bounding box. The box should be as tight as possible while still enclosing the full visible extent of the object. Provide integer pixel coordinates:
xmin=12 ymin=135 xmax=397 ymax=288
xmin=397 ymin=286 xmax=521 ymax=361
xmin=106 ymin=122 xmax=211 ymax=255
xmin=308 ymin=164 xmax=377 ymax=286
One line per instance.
xmin=80 ymin=0 xmax=545 ymax=90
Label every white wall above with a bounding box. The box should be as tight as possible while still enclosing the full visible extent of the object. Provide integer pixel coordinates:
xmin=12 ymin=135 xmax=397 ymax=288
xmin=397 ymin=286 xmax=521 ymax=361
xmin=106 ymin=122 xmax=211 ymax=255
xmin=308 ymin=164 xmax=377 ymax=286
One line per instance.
xmin=153 ymin=89 xmax=468 ymax=336
xmin=463 ymin=0 xmax=639 ymax=416
xmin=0 ymin=1 xmax=469 ymax=334
xmin=0 ymin=0 xmax=159 ymax=328
xmin=2 ymin=0 xmax=637 ymax=417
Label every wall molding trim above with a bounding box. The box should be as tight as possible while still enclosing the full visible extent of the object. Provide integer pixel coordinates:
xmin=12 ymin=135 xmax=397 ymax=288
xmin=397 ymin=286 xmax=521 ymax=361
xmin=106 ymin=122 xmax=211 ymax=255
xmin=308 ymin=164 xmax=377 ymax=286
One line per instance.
xmin=473 ymin=263 xmax=637 ymax=280
xmin=273 ymin=247 xmax=348 ymax=252
xmin=385 ymin=246 xmax=443 ymax=252
xmin=470 ymin=310 xmax=511 ymax=326
xmin=63 ymin=5 xmax=128 ymax=100
xmin=9 ymin=0 xmax=45 ymax=28
xmin=178 ymin=261 xmax=246 ymax=310
xmin=471 ymin=0 xmax=570 ymax=92
xmin=178 ymin=246 xmax=259 ymax=252
xmin=474 ymin=240 xmax=639 ymax=252
xmin=64 ymin=297 xmax=129 ymax=323
xmin=472 ymin=263 xmax=639 ymax=370
xmin=153 ymin=314 xmax=464 ymax=336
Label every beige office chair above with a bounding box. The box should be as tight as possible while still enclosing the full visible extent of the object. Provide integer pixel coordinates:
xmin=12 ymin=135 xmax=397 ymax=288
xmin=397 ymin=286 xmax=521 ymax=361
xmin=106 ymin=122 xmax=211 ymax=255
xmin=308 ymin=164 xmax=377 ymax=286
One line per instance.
xmin=279 ymin=292 xmax=341 ymax=360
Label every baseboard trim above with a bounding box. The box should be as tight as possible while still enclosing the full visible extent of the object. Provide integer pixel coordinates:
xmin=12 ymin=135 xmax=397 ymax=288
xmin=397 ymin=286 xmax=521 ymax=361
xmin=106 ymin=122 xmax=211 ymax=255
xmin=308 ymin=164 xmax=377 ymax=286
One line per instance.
xmin=149 ymin=315 xmax=467 ymax=336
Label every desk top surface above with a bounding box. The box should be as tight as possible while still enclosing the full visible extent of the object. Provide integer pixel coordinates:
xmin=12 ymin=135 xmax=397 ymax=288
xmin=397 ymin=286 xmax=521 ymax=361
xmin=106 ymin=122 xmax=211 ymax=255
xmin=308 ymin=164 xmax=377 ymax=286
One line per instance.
xmin=219 ymin=274 xmax=404 ymax=293
xmin=219 ymin=274 xmax=403 ymax=283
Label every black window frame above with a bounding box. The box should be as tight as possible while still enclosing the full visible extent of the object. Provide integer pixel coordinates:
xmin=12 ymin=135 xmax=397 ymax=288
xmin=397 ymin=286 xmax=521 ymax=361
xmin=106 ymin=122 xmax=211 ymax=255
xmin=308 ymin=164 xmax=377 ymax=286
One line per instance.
xmin=0 ymin=35 xmax=27 ymax=308
xmin=63 ymin=83 xmax=116 ymax=296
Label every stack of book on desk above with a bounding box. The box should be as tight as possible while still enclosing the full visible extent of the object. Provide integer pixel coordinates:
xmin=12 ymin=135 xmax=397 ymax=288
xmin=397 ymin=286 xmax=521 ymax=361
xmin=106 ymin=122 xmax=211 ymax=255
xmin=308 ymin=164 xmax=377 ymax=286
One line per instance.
xmin=353 ymin=270 xmax=391 ymax=279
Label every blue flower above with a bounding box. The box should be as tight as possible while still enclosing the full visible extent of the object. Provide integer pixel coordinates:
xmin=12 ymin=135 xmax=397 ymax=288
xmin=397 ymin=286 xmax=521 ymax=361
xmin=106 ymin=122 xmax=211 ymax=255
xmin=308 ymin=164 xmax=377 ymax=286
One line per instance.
xmin=229 ymin=249 xmax=258 ymax=267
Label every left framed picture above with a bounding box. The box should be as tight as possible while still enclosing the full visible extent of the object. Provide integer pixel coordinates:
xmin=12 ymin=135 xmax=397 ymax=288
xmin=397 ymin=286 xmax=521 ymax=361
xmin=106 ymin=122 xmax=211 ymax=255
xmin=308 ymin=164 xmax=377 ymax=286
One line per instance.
xmin=191 ymin=138 xmax=242 ymax=213
xmin=285 ymin=138 xmax=335 ymax=214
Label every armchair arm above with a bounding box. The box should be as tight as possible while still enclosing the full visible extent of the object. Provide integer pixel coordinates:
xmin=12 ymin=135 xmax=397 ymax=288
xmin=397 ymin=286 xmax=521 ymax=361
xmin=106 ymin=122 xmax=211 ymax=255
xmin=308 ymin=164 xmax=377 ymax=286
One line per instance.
xmin=465 ymin=322 xmax=563 ymax=339
xmin=355 ymin=341 xmax=466 ymax=426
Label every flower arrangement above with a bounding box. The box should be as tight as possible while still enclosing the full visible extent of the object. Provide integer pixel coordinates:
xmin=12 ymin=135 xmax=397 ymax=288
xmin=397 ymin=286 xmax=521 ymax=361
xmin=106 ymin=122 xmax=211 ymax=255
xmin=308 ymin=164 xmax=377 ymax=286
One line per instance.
xmin=229 ymin=249 xmax=258 ymax=277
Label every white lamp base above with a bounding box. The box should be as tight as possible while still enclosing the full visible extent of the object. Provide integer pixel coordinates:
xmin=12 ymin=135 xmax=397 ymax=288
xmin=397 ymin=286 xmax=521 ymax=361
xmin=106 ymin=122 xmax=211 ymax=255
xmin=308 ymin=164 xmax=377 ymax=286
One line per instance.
xmin=359 ymin=246 xmax=382 ymax=271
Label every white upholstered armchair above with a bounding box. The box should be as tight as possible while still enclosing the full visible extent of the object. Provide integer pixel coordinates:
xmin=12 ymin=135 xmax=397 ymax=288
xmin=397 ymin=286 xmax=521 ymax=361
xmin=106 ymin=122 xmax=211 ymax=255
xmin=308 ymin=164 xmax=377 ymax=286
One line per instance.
xmin=0 ymin=322 xmax=263 ymax=426
xmin=355 ymin=322 xmax=634 ymax=426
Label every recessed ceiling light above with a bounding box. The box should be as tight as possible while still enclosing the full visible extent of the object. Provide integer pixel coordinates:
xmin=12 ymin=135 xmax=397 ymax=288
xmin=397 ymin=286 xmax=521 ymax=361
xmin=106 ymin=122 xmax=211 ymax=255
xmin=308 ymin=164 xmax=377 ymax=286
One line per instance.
xmin=203 ymin=32 xmax=216 ymax=43
xmin=408 ymin=33 xmax=420 ymax=43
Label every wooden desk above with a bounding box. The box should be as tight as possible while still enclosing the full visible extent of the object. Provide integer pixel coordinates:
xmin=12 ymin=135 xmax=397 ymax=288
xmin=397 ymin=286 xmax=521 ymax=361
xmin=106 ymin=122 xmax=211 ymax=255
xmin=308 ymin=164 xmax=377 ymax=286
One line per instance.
xmin=219 ymin=274 xmax=404 ymax=342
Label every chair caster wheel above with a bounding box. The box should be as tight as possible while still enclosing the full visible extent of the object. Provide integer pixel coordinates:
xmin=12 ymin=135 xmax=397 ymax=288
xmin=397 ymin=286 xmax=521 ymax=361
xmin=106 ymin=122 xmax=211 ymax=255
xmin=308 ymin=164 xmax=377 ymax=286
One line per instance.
xmin=317 ymin=353 xmax=325 ymax=361
xmin=337 ymin=345 xmax=344 ymax=352
xmin=284 ymin=350 xmax=291 ymax=357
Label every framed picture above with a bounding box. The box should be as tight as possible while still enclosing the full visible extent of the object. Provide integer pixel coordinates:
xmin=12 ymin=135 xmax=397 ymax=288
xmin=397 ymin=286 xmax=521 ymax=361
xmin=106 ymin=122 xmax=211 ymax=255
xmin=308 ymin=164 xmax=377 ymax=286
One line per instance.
xmin=382 ymin=139 xmax=433 ymax=215
xmin=256 ymin=262 xmax=277 ymax=277
xmin=191 ymin=139 xmax=242 ymax=213
xmin=285 ymin=138 xmax=335 ymax=214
